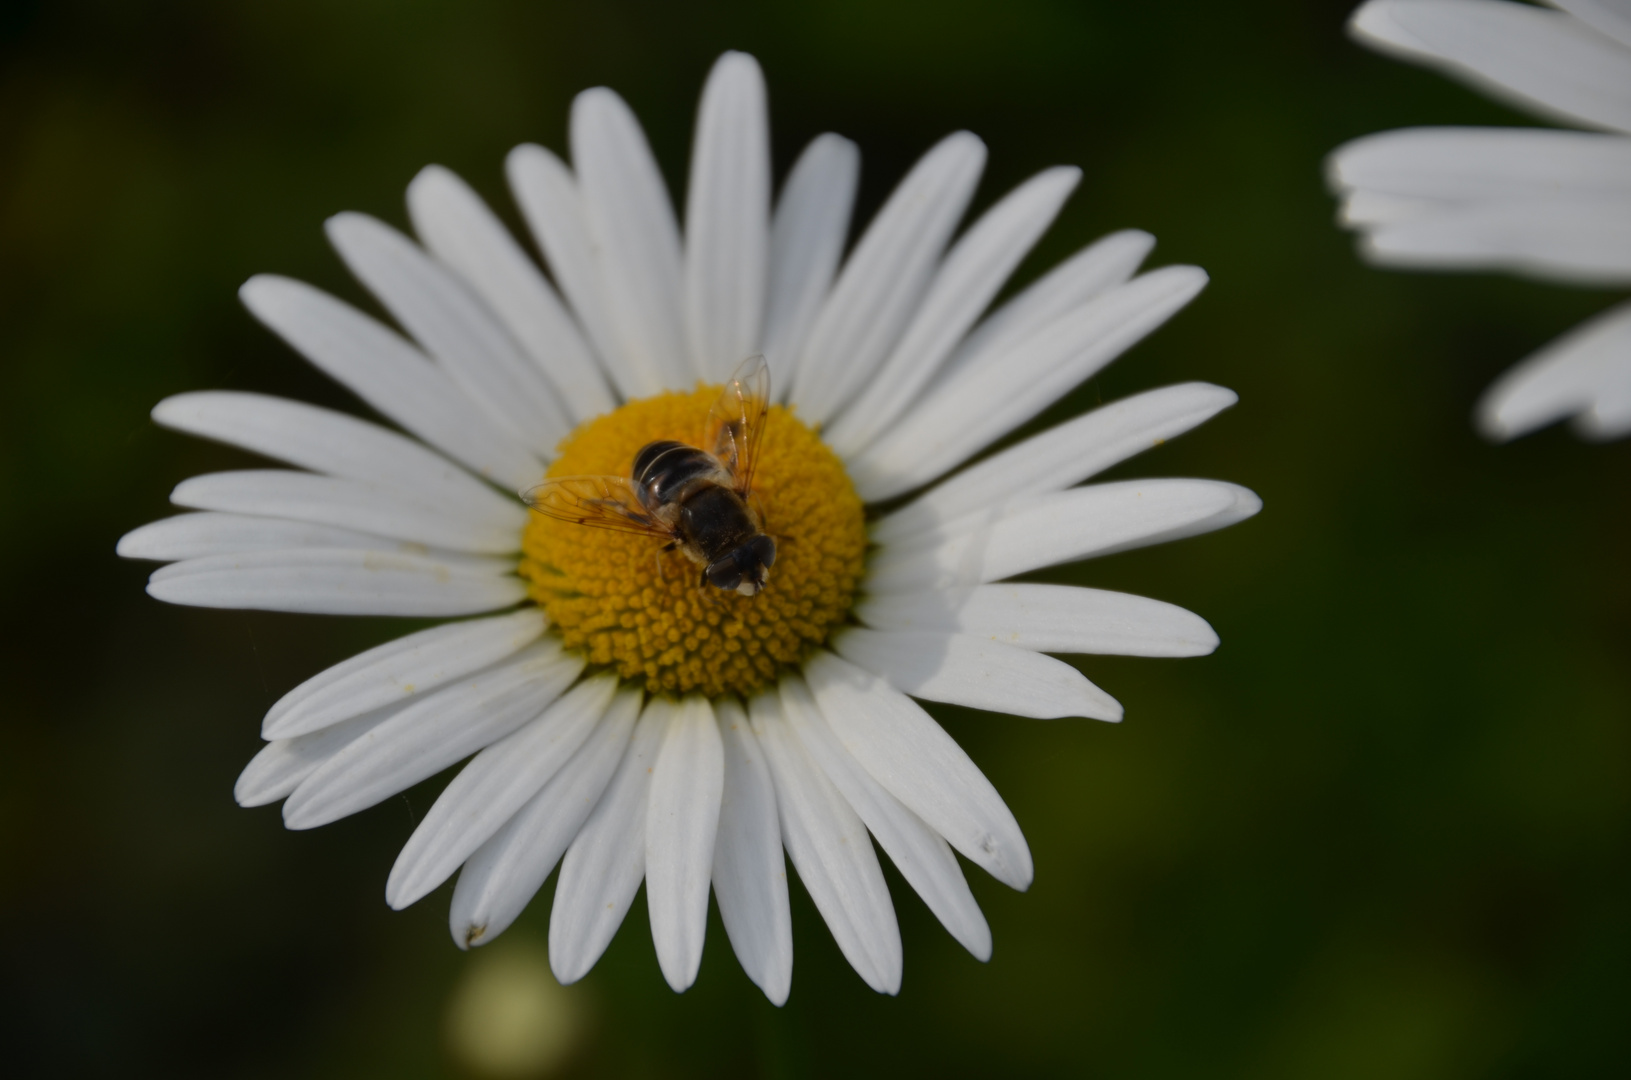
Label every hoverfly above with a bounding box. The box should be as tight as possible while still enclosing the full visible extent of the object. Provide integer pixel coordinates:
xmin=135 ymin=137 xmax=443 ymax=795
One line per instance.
xmin=522 ymin=356 xmax=777 ymax=596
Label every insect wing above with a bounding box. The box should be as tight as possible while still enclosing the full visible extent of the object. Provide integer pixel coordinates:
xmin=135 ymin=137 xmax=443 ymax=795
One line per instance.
xmin=705 ymin=354 xmax=770 ymax=496
xmin=521 ymin=476 xmax=672 ymax=538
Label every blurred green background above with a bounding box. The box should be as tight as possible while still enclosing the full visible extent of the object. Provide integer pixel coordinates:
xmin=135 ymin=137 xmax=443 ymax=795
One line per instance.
xmin=2 ymin=0 xmax=1627 ymax=1076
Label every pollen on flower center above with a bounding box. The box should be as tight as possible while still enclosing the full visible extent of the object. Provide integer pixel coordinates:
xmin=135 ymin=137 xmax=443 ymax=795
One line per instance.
xmin=520 ymin=385 xmax=867 ymax=698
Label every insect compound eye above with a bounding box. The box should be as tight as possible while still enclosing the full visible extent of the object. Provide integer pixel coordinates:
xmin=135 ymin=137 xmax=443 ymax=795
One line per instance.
xmin=705 ymin=559 xmax=744 ymax=592
xmin=745 ymin=534 xmax=776 ymax=569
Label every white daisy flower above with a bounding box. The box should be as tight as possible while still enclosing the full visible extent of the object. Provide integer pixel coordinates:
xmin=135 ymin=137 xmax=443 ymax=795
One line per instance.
xmin=119 ymin=52 xmax=1258 ymax=1002
xmin=1329 ymin=0 xmax=1631 ymax=441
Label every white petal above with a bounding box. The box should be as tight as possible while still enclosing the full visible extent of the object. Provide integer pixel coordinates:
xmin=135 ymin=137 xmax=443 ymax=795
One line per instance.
xmin=118 ymin=512 xmax=445 ymax=562
xmin=826 ymin=167 xmax=1082 ymax=456
xmin=684 ymin=52 xmax=770 ymax=383
xmin=450 ymin=688 xmax=642 ymax=948
xmin=850 ymin=266 xmax=1209 ymax=502
xmin=856 ymin=583 xmax=1220 ymax=658
xmin=550 ymin=698 xmax=670 ymax=985
xmin=762 ymin=134 xmax=860 ymax=399
xmin=803 ymin=650 xmax=1032 ymax=891
xmin=326 ymin=212 xmax=571 ymax=458
xmin=169 ymin=470 xmax=519 ymax=555
xmin=1337 ymin=189 xmax=1455 ymax=227
xmin=239 ymin=275 xmax=543 ymax=491
xmin=1478 ymin=297 xmax=1631 ymax=440
xmin=151 ymin=391 xmax=518 ymax=521
xmin=871 ymin=382 xmax=1239 ymax=545
xmin=1328 ymin=126 xmax=1631 ymax=203
xmin=506 ymin=144 xmax=627 ymax=389
xmin=831 ymin=628 xmax=1121 ymax=722
xmin=127 ymin=524 xmax=510 ymax=575
xmin=234 ymin=703 xmax=403 ymax=808
xmin=645 ymin=696 xmax=725 ymax=992
xmin=1572 ymin=382 xmax=1631 ymax=439
xmin=748 ymin=691 xmax=902 ymax=995
xmin=864 ymin=479 xmax=1261 ymax=595
xmin=940 ymin=229 xmax=1156 ymax=384
xmin=1350 ymin=0 xmax=1631 ymax=134
xmin=1554 ymin=0 xmax=1631 ymax=50
xmin=407 ymin=165 xmax=616 ymax=424
xmin=282 ymin=640 xmax=583 ymax=829
xmin=147 ymin=548 xmax=526 ymax=616
xmin=789 ymin=132 xmax=987 ymax=426
xmin=710 ymin=697 xmax=793 ymax=1005
xmin=386 ymin=674 xmax=618 ymax=910
xmin=779 ymin=676 xmax=990 ymax=961
xmin=1358 ymin=198 xmax=1631 ymax=284
xmin=264 ymin=608 xmax=549 ymax=739
xmin=571 ymin=87 xmax=688 ymax=395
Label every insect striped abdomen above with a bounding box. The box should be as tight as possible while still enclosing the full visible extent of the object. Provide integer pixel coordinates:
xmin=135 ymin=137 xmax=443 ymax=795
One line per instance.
xmin=632 ymin=441 xmax=727 ymax=512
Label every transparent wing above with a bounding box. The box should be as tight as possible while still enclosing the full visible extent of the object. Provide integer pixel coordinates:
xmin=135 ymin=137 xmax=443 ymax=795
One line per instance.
xmin=521 ymin=475 xmax=673 ymax=538
xmin=705 ymin=354 xmax=770 ymax=496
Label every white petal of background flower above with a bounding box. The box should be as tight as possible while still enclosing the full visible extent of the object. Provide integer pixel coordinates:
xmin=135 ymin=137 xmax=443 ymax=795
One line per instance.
xmin=451 ymin=688 xmax=642 ymax=948
xmin=406 ymin=164 xmax=616 ymax=424
xmin=1556 ymin=0 xmax=1631 ymax=50
xmin=710 ymin=698 xmax=793 ymax=1006
xmin=761 ymin=133 xmax=860 ymax=399
xmin=1479 ymin=296 xmax=1631 ymax=439
xmin=684 ymin=51 xmax=770 ymax=384
xmin=749 ymin=691 xmax=902 ymax=995
xmin=1329 ymin=127 xmax=1631 ymax=207
xmin=1334 ymin=2 xmax=1631 ymax=440
xmin=1358 ymin=197 xmax=1631 ymax=283
xmin=1351 ymin=0 xmax=1631 ymax=134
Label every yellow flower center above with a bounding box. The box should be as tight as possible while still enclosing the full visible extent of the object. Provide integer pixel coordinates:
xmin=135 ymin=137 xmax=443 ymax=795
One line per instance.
xmin=521 ymin=385 xmax=866 ymax=698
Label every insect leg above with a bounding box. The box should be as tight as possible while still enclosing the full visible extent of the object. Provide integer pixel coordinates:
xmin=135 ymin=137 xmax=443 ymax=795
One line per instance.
xmin=750 ymin=493 xmax=771 ymax=526
xmin=696 ymin=578 xmax=729 ymax=613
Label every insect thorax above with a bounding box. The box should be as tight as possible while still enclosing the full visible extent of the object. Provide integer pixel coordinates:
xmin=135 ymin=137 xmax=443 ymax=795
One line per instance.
xmin=676 ymin=484 xmax=759 ymax=562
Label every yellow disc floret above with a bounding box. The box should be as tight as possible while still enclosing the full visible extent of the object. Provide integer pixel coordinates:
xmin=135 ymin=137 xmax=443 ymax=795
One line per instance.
xmin=521 ymin=385 xmax=866 ymax=698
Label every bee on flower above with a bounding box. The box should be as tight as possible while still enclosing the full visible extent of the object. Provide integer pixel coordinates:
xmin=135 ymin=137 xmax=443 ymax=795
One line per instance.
xmin=120 ymin=52 xmax=1258 ymax=1002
